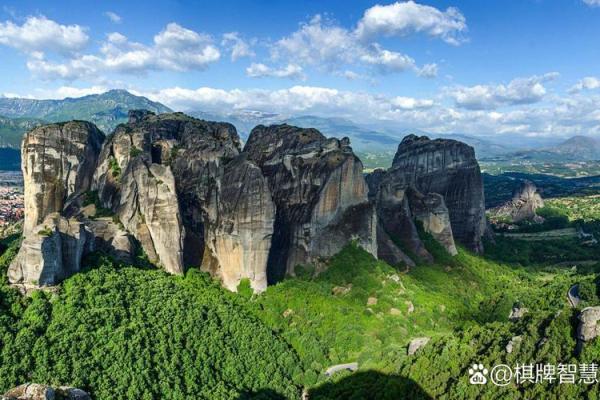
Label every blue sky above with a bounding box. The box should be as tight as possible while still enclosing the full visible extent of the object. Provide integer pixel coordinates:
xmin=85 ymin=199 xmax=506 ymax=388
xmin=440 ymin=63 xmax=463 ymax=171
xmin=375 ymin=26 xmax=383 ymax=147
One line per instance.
xmin=1 ymin=0 xmax=600 ymax=138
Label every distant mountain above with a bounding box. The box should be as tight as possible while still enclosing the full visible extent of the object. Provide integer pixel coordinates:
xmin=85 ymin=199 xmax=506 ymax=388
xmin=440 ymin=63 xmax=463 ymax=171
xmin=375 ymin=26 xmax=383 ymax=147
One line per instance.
xmin=550 ymin=135 xmax=600 ymax=159
xmin=486 ymin=135 xmax=600 ymax=163
xmin=0 ymin=90 xmax=171 ymax=135
xmin=0 ymin=116 xmax=45 ymax=148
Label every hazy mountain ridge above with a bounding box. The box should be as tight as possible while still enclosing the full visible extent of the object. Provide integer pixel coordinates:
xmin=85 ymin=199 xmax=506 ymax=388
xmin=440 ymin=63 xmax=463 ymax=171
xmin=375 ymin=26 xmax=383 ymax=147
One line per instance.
xmin=0 ymin=90 xmax=171 ymax=136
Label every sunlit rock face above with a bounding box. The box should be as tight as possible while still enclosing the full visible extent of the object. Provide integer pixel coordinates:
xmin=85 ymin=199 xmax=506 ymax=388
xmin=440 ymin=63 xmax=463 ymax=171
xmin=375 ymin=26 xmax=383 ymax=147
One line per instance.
xmin=21 ymin=121 xmax=104 ymax=236
xmin=390 ymin=135 xmax=487 ymax=254
xmin=245 ymin=124 xmax=377 ymax=284
xmin=93 ymin=111 xmax=241 ymax=276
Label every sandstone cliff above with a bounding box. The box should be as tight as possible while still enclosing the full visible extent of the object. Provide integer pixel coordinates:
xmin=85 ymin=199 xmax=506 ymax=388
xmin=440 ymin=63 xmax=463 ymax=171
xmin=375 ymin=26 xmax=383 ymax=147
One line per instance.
xmin=489 ymin=180 xmax=544 ymax=223
xmin=389 ymin=135 xmax=487 ymax=253
xmin=245 ymin=124 xmax=377 ymax=283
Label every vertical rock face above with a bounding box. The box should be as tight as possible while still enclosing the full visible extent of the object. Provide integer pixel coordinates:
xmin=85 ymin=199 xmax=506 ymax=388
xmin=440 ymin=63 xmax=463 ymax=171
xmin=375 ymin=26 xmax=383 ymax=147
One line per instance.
xmin=407 ymin=189 xmax=457 ymax=256
xmin=21 ymin=121 xmax=104 ymax=235
xmin=245 ymin=125 xmax=377 ymax=283
xmin=201 ymin=155 xmax=275 ymax=292
xmin=490 ymin=180 xmax=544 ymax=223
xmin=9 ymin=213 xmax=90 ymax=286
xmin=390 ymin=135 xmax=486 ymax=253
xmin=93 ymin=112 xmax=241 ymax=276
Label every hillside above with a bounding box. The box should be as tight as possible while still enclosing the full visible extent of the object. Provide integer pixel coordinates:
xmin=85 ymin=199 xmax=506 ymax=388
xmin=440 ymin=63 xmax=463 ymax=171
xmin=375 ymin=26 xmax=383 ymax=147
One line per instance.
xmin=0 ymin=116 xmax=44 ymax=148
xmin=0 ymin=90 xmax=171 ymax=135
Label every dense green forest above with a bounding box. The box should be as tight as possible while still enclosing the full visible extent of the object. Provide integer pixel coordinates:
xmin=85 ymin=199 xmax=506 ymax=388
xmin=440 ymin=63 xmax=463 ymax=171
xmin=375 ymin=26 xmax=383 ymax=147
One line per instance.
xmin=1 ymin=207 xmax=600 ymax=398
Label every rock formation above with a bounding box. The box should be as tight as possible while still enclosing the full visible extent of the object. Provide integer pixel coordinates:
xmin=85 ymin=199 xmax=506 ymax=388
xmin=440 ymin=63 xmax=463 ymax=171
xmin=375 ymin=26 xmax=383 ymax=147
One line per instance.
xmin=390 ymin=135 xmax=487 ymax=253
xmin=577 ymin=306 xmax=600 ymax=342
xmin=9 ymin=122 xmax=105 ymax=286
xmin=490 ymin=180 xmax=544 ymax=223
xmin=244 ymin=124 xmax=377 ymax=283
xmin=20 ymin=121 xmax=104 ymax=236
xmin=8 ymin=113 xmax=489 ymax=292
xmin=407 ymin=189 xmax=457 ymax=256
xmin=2 ymin=384 xmax=90 ymax=400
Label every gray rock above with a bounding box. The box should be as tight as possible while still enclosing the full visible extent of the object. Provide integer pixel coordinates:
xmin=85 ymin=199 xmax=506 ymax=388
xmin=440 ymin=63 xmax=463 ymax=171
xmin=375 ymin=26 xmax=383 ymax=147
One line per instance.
xmin=407 ymin=188 xmax=457 ymax=256
xmin=2 ymin=384 xmax=90 ymax=400
xmin=245 ymin=124 xmax=377 ymax=283
xmin=201 ymin=155 xmax=274 ymax=292
xmin=9 ymin=213 xmax=90 ymax=286
xmin=408 ymin=337 xmax=430 ymax=355
xmin=506 ymin=335 xmax=522 ymax=354
xmin=577 ymin=306 xmax=600 ymax=341
xmin=390 ymin=135 xmax=487 ymax=253
xmin=21 ymin=121 xmax=104 ymax=236
xmin=508 ymin=305 xmax=528 ymax=320
xmin=490 ymin=180 xmax=544 ymax=223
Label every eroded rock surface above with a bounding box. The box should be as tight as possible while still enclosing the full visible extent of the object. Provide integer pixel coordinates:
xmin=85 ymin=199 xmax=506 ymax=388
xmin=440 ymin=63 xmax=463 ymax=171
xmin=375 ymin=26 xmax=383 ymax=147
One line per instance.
xmin=2 ymin=384 xmax=90 ymax=400
xmin=390 ymin=135 xmax=487 ymax=253
xmin=244 ymin=124 xmax=377 ymax=283
xmin=577 ymin=306 xmax=600 ymax=341
xmin=21 ymin=121 xmax=104 ymax=236
xmin=490 ymin=180 xmax=544 ymax=223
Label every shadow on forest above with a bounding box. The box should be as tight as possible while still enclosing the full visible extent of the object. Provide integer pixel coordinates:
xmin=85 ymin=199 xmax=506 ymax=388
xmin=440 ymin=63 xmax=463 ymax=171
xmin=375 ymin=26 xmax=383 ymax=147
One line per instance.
xmin=237 ymin=371 xmax=432 ymax=400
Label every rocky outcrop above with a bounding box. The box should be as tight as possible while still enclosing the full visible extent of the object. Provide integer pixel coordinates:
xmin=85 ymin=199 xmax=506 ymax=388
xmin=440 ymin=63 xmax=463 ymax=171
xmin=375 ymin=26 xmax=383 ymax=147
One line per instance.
xmin=490 ymin=180 xmax=544 ymax=223
xmin=21 ymin=121 xmax=104 ymax=236
xmin=9 ymin=121 xmax=116 ymax=286
xmin=407 ymin=189 xmax=457 ymax=256
xmin=577 ymin=306 xmax=600 ymax=341
xmin=2 ymin=384 xmax=90 ymax=400
xmin=201 ymin=155 xmax=275 ymax=292
xmin=389 ymin=135 xmax=486 ymax=253
xmin=93 ymin=112 xmax=241 ymax=276
xmin=244 ymin=124 xmax=377 ymax=283
xmin=408 ymin=337 xmax=430 ymax=355
xmin=8 ymin=213 xmax=89 ymax=286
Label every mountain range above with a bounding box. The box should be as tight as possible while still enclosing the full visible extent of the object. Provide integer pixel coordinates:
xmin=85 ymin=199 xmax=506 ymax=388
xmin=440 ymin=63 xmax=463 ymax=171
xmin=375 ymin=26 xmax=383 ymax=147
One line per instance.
xmin=1 ymin=90 xmax=599 ymax=169
xmin=0 ymin=90 xmax=171 ymax=146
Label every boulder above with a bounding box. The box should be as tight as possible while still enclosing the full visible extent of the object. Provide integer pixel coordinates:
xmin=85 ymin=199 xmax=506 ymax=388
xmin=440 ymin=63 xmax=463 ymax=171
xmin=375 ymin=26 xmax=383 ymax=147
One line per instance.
xmin=506 ymin=335 xmax=522 ymax=354
xmin=408 ymin=337 xmax=430 ymax=355
xmin=2 ymin=384 xmax=90 ymax=400
xmin=577 ymin=306 xmax=600 ymax=341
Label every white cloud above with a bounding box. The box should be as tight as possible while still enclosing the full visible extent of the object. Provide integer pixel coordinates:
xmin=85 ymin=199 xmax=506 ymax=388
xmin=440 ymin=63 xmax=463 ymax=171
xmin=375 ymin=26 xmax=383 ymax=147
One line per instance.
xmin=355 ymin=1 xmax=467 ymax=45
xmin=222 ymin=32 xmax=254 ymax=61
xmin=583 ymin=0 xmax=600 ymax=6
xmin=569 ymin=76 xmax=600 ymax=93
xmin=272 ymin=14 xmax=431 ymax=77
xmin=104 ymin=11 xmax=122 ymax=24
xmin=246 ymin=63 xmax=305 ymax=79
xmin=359 ymin=46 xmax=416 ymax=73
xmin=448 ymin=73 xmax=559 ymax=110
xmin=138 ymin=85 xmax=435 ymax=118
xmin=0 ymin=15 xmax=88 ymax=55
xmin=416 ymin=63 xmax=438 ymax=78
xmin=28 ymin=23 xmax=221 ymax=80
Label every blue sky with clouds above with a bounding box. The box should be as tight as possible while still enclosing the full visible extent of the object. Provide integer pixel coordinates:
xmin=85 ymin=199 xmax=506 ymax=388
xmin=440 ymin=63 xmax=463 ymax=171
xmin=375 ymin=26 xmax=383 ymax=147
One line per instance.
xmin=1 ymin=0 xmax=600 ymax=138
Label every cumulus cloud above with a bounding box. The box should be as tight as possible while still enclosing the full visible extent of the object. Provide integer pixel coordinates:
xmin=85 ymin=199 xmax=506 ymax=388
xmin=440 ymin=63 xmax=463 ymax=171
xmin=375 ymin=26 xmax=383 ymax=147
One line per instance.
xmin=272 ymin=15 xmax=431 ymax=77
xmin=138 ymin=85 xmax=434 ymax=118
xmin=28 ymin=23 xmax=220 ymax=80
xmin=355 ymin=1 xmax=467 ymax=45
xmin=569 ymin=76 xmax=600 ymax=93
xmin=448 ymin=73 xmax=559 ymax=110
xmin=222 ymin=32 xmax=255 ymax=61
xmin=416 ymin=63 xmax=438 ymax=78
xmin=246 ymin=63 xmax=305 ymax=79
xmin=583 ymin=0 xmax=600 ymax=6
xmin=104 ymin=11 xmax=122 ymax=23
xmin=0 ymin=15 xmax=88 ymax=55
